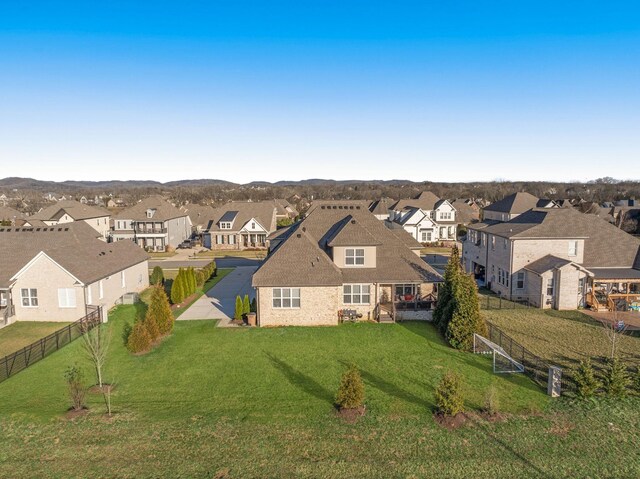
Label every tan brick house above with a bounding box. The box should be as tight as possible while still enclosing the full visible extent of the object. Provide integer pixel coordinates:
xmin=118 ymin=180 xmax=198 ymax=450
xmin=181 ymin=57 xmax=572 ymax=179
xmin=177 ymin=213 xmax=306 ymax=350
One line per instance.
xmin=463 ymin=207 xmax=640 ymax=311
xmin=1 ymin=222 xmax=149 ymax=326
xmin=252 ymin=202 xmax=442 ymax=326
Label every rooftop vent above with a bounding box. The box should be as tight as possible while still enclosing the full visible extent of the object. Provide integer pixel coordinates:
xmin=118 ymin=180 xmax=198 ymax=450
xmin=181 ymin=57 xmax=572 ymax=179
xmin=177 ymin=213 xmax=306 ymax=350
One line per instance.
xmin=351 ymin=219 xmax=356 ymax=224
xmin=356 ymin=206 xmax=361 ymax=209
xmin=302 ymin=227 xmax=306 ymax=232
xmin=296 ymin=233 xmax=302 ymax=238
xmin=321 ymin=205 xmax=325 ymax=209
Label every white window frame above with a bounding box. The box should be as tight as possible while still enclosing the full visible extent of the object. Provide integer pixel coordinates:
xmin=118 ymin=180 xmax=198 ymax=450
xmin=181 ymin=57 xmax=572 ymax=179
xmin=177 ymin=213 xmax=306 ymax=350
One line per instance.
xmin=220 ymin=222 xmax=232 ymax=230
xmin=272 ymin=288 xmax=301 ymax=309
xmin=343 ymin=284 xmax=371 ymax=304
xmin=58 ymin=288 xmax=77 ymax=308
xmin=345 ymin=248 xmax=365 ymax=266
xmin=568 ymin=240 xmax=578 ymax=257
xmin=546 ymin=278 xmax=554 ymax=296
xmin=21 ymin=288 xmax=38 ymax=307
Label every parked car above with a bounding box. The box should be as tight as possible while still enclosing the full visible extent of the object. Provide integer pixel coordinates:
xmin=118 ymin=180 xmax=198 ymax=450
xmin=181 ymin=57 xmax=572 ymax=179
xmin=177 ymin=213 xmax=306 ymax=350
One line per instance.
xmin=177 ymin=239 xmax=195 ymax=249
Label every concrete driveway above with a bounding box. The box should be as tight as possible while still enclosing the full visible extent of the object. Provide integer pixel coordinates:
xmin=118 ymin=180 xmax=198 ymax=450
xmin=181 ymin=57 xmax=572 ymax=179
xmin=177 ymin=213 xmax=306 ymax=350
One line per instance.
xmin=178 ymin=266 xmax=257 ymax=326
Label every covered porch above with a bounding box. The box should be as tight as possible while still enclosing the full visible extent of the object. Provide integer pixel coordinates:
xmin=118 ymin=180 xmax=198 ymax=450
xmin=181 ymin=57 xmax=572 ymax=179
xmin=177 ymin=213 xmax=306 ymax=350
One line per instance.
xmin=0 ymin=289 xmax=15 ymax=328
xmin=586 ymin=276 xmax=640 ymax=313
xmin=376 ymin=283 xmax=437 ymax=322
xmin=240 ymin=233 xmax=268 ymax=249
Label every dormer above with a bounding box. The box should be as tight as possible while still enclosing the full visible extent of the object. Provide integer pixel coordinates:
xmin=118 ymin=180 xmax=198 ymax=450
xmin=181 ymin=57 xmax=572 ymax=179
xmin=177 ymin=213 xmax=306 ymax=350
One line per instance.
xmin=326 ymin=216 xmax=380 ymax=268
xmin=146 ymin=208 xmax=156 ymax=219
xmin=218 ymin=211 xmax=238 ymax=230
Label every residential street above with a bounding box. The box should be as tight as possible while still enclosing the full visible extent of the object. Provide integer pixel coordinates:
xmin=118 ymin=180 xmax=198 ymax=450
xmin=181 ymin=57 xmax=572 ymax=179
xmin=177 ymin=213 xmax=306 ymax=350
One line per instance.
xmin=177 ymin=265 xmax=258 ymax=326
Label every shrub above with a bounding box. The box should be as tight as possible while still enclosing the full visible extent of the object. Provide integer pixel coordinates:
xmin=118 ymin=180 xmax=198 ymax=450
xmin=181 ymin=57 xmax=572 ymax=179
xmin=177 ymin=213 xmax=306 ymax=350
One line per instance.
xmin=250 ymin=298 xmax=257 ymax=313
xmin=127 ymin=320 xmax=152 ymax=354
xmin=145 ymin=314 xmax=160 ymax=342
xmin=150 ymin=266 xmax=164 ymax=286
xmin=146 ymin=285 xmax=174 ymax=335
xmin=483 ymin=385 xmax=499 ymax=415
xmin=335 ymin=364 xmax=365 ymax=410
xmin=604 ymin=357 xmax=631 ymax=398
xmin=243 ymin=295 xmax=251 ymax=315
xmin=122 ymin=322 xmax=133 ymax=346
xmin=234 ymin=295 xmax=244 ymax=321
xmin=195 ymin=270 xmax=205 ymax=288
xmin=434 ymin=371 xmax=464 ymax=416
xmin=634 ymin=368 xmax=640 ymax=393
xmin=186 ymin=267 xmax=196 ymax=295
xmin=573 ymin=358 xmax=600 ymax=399
xmin=64 ymin=364 xmax=87 ymax=411
xmin=433 ymin=246 xmax=461 ymax=334
xmin=170 ymin=272 xmax=185 ymax=305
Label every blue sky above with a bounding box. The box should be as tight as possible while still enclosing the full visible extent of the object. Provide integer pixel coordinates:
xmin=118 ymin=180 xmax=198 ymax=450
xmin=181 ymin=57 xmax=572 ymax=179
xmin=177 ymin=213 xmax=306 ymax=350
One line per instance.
xmin=1 ymin=2 xmax=639 ymax=183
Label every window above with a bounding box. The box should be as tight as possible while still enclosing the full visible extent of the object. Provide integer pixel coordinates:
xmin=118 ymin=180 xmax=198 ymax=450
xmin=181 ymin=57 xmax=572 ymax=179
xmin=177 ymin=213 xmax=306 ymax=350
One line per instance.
xmin=578 ymin=277 xmax=585 ymax=292
xmin=251 ymin=222 xmax=255 ymax=229
xmin=272 ymin=288 xmax=300 ymax=308
xmin=220 ymin=222 xmax=232 ymax=229
xmin=421 ymin=230 xmax=432 ymax=242
xmin=345 ymin=248 xmax=365 ymax=266
xmin=546 ymin=278 xmax=554 ymax=296
xmin=229 ymin=234 xmax=235 ymax=245
xmin=343 ymin=284 xmax=371 ymax=304
xmin=58 ymin=288 xmax=77 ymax=308
xmin=491 ymin=236 xmax=495 ymax=250
xmin=21 ymin=288 xmax=38 ymax=307
xmin=440 ymin=211 xmax=452 ymax=220
xmin=568 ymin=240 xmax=578 ymax=257
xmin=516 ymin=272 xmax=525 ymax=289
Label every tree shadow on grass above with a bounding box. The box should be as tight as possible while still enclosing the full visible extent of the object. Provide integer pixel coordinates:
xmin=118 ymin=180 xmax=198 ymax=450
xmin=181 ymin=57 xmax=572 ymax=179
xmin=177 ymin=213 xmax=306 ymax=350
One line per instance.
xmin=338 ymin=360 xmax=430 ymax=409
xmin=265 ymin=353 xmax=334 ymax=405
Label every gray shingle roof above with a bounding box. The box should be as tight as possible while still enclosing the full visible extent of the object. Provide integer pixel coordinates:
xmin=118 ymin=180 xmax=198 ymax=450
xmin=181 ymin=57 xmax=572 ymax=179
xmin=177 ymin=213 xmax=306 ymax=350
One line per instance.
xmin=0 ymin=222 xmax=148 ymax=288
xmin=0 ymin=206 xmax=24 ymax=221
xmin=483 ymin=207 xmax=640 ymax=269
xmin=31 ymin=200 xmax=110 ymax=221
xmin=326 ymin=216 xmax=382 ymax=247
xmin=483 ymin=192 xmax=543 ymax=214
xmin=369 ymin=197 xmax=395 ymax=215
xmin=524 ymin=255 xmax=572 ymax=274
xmin=205 ymin=201 xmax=277 ymax=233
xmin=253 ymin=203 xmax=442 ymax=287
xmin=114 ymin=196 xmax=188 ymax=222
xmin=390 ymin=191 xmax=442 ymax=212
xmin=179 ymin=204 xmax=217 ymax=227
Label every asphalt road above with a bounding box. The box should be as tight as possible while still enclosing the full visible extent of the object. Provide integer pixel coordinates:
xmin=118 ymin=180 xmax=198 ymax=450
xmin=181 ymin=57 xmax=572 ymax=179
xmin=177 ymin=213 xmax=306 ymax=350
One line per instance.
xmin=149 ymin=257 xmax=263 ymax=270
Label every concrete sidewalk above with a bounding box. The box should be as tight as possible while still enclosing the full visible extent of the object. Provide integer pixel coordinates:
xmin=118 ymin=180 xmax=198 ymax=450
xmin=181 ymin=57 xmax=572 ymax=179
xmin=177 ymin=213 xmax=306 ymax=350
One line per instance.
xmin=177 ymin=266 xmax=257 ymax=327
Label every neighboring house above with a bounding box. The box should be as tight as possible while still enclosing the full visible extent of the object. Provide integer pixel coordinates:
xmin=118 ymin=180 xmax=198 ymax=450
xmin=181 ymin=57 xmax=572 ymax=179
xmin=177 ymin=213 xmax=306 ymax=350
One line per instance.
xmin=252 ymin=202 xmax=442 ymax=326
xmin=575 ymin=201 xmax=616 ymax=224
xmin=482 ymin=192 xmax=556 ymax=222
xmin=111 ymin=196 xmax=192 ymax=252
xmin=462 ymin=207 xmax=640 ymax=311
xmin=451 ymin=199 xmax=480 ymax=225
xmin=0 ymin=206 xmax=26 ymax=226
xmin=368 ymin=197 xmax=395 ymax=220
xmin=179 ymin=203 xmax=217 ymax=235
xmin=203 ymin=201 xmax=277 ymax=250
xmin=28 ymin=200 xmax=111 ymax=240
xmin=271 ymin=199 xmax=299 ymax=221
xmin=386 ymin=192 xmax=459 ymax=243
xmin=0 ymin=222 xmax=149 ymax=326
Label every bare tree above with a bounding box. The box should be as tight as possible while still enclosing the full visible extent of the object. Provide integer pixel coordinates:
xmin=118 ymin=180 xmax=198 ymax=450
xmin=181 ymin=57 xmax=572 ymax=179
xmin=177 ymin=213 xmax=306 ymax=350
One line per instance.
xmin=81 ymin=319 xmax=113 ymax=415
xmin=598 ymin=308 xmax=628 ymax=359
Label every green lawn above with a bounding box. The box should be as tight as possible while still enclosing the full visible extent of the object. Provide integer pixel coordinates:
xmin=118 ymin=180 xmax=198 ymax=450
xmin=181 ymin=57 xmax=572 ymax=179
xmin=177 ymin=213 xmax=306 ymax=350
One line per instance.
xmin=0 ymin=309 xmax=639 ymax=478
xmin=484 ymin=308 xmax=640 ymax=371
xmin=0 ymin=321 xmax=70 ymax=357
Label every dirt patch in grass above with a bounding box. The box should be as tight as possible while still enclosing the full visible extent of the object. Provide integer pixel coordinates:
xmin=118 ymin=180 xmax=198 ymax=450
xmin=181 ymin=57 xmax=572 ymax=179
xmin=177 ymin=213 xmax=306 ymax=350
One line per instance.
xmin=88 ymin=384 xmax=116 ymax=395
xmin=335 ymin=405 xmax=366 ymax=423
xmin=64 ymin=407 xmax=89 ymax=421
xmin=434 ymin=412 xmax=469 ymax=430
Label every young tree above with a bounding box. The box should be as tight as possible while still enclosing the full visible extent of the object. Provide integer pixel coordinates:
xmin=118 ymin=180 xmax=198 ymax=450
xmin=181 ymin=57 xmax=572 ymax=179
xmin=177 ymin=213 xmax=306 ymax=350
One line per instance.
xmin=64 ymin=364 xmax=87 ymax=412
xmin=150 ymin=266 xmax=164 ymax=286
xmin=127 ymin=320 xmax=152 ymax=354
xmin=573 ymin=358 xmax=600 ymax=399
xmin=243 ymin=294 xmax=251 ymax=316
xmin=446 ymin=272 xmax=488 ymax=350
xmin=604 ymin=357 xmax=631 ymax=398
xmin=234 ymin=295 xmax=244 ymax=321
xmin=335 ymin=364 xmax=365 ymax=410
xmin=250 ymin=297 xmax=257 ymax=313
xmin=434 ymin=371 xmax=464 ymax=416
xmin=146 ymin=285 xmax=174 ymax=335
xmin=80 ymin=320 xmax=110 ymax=390
xmin=599 ymin=314 xmax=628 ymax=359
xmin=186 ymin=267 xmax=196 ymax=295
xmin=433 ymin=246 xmax=462 ymax=334
xmin=195 ymin=270 xmax=205 ymax=288
xmin=483 ymin=385 xmax=499 ymax=416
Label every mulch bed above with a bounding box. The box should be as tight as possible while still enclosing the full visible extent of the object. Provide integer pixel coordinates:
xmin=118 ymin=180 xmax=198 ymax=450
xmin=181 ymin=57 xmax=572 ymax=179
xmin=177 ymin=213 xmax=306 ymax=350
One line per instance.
xmin=65 ymin=407 xmax=89 ymax=421
xmin=171 ymin=293 xmax=199 ymax=312
xmin=335 ymin=405 xmax=366 ymax=423
xmin=433 ymin=412 xmax=469 ymax=430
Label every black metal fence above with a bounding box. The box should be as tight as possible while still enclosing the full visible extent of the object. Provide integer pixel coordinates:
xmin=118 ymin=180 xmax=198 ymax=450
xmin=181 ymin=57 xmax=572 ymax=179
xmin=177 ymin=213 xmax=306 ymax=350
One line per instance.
xmin=485 ymin=322 xmax=554 ymax=389
xmin=480 ymin=295 xmax=535 ymax=310
xmin=0 ymin=307 xmax=102 ymax=384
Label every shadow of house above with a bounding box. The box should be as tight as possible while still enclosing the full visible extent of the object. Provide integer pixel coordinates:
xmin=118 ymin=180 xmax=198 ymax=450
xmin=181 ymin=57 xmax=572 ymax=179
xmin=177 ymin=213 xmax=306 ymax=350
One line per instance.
xmin=266 ymin=353 xmax=334 ymax=405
